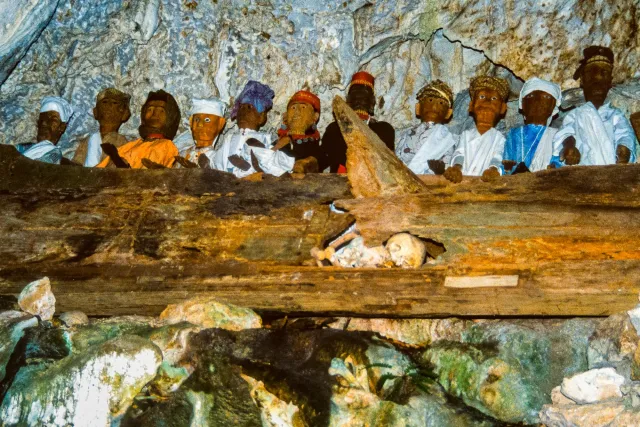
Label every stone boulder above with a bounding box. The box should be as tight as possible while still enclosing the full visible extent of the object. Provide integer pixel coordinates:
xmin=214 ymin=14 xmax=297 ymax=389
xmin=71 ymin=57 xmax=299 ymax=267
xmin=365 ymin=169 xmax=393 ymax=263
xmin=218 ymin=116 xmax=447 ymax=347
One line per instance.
xmin=17 ymin=277 xmax=55 ymax=321
xmin=0 ymin=336 xmax=162 ymax=426
xmin=0 ymin=311 xmax=37 ymax=382
xmin=159 ymin=296 xmax=262 ymax=330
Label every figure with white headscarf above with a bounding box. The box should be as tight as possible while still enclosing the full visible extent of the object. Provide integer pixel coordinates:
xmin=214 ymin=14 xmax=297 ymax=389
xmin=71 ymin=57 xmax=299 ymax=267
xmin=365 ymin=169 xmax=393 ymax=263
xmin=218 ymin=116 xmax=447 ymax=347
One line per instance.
xmin=395 ymin=80 xmax=458 ymax=175
xmin=17 ymin=96 xmax=74 ymax=164
xmin=551 ymin=46 xmax=637 ymax=167
xmin=502 ymin=77 xmax=562 ymax=174
xmin=172 ymin=98 xmax=227 ymax=168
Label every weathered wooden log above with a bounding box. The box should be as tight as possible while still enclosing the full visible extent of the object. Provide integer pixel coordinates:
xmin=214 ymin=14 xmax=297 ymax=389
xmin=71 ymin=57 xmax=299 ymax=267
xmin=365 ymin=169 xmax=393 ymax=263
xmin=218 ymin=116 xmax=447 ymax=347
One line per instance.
xmin=332 ymin=96 xmax=428 ymax=197
xmin=1 ymin=145 xmax=640 ymax=317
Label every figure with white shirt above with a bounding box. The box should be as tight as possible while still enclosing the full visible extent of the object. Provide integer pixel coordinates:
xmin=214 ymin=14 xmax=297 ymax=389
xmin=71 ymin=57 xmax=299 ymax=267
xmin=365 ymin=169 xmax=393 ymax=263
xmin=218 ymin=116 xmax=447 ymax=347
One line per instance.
xmin=444 ymin=76 xmax=510 ymax=183
xmin=552 ymin=46 xmax=637 ymax=167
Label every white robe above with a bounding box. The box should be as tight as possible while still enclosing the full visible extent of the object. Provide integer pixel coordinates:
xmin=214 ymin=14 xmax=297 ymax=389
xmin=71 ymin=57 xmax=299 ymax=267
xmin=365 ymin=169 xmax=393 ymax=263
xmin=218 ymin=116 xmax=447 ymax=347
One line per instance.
xmin=552 ymin=102 xmax=637 ymax=166
xmin=206 ymin=128 xmax=294 ymax=178
xmin=451 ymin=127 xmax=505 ymax=176
xmin=395 ymin=123 xmax=458 ymax=174
xmin=22 ymin=140 xmax=62 ymax=164
xmin=84 ymin=132 xmax=103 ymax=167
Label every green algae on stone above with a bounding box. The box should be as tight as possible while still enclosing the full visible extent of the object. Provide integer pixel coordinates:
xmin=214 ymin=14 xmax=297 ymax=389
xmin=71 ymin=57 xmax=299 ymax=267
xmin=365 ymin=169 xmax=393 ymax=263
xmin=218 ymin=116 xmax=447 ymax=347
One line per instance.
xmin=0 ymin=335 xmax=162 ymax=426
xmin=0 ymin=311 xmax=37 ymax=382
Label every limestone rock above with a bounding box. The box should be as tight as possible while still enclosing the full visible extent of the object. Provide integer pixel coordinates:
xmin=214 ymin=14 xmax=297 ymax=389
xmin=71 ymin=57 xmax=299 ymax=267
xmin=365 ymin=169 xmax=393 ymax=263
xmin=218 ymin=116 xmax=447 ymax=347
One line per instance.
xmin=242 ymin=374 xmax=306 ymax=427
xmin=560 ymin=368 xmax=626 ymax=405
xmin=0 ymin=0 xmax=59 ymax=85
xmin=17 ymin=277 xmax=55 ymax=321
xmin=327 ymin=317 xmax=471 ymax=347
xmin=539 ymin=400 xmax=627 ymax=427
xmin=588 ymin=312 xmax=638 ymax=380
xmin=59 ymin=311 xmax=89 ymax=327
xmin=0 ymin=311 xmax=37 ymax=382
xmin=418 ymin=318 xmax=598 ymax=424
xmin=159 ymin=296 xmax=262 ymax=330
xmin=0 ymin=336 xmax=162 ymax=426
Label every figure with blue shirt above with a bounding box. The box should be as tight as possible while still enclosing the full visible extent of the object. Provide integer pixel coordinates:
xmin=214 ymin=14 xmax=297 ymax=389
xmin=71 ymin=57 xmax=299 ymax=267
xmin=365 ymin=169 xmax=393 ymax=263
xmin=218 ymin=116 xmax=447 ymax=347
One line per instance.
xmin=502 ymin=78 xmax=562 ymax=174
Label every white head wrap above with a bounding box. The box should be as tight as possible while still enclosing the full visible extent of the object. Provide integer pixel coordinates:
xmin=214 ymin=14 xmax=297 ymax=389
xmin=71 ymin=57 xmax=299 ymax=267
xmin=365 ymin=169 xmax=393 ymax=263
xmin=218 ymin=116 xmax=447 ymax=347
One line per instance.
xmin=519 ymin=77 xmax=562 ymax=125
xmin=191 ymin=98 xmax=227 ymax=118
xmin=40 ymin=96 xmax=74 ymax=123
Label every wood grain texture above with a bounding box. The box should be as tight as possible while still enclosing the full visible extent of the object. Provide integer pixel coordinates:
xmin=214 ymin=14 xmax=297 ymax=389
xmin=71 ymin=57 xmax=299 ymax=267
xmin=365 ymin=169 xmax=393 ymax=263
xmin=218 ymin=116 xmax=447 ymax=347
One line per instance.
xmin=1 ymin=145 xmax=639 ymax=317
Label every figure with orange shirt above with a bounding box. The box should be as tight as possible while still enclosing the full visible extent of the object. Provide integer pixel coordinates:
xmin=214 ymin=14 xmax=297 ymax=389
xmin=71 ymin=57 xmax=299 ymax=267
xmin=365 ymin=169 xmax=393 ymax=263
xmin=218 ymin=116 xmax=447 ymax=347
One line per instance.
xmin=321 ymin=71 xmax=395 ymax=173
xmin=98 ymin=90 xmax=180 ymax=168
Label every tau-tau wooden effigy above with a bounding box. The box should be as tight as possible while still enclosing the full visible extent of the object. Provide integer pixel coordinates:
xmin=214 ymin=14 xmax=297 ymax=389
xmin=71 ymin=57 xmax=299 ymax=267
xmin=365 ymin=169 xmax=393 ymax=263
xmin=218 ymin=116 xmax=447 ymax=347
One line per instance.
xmin=0 ymin=97 xmax=639 ymax=318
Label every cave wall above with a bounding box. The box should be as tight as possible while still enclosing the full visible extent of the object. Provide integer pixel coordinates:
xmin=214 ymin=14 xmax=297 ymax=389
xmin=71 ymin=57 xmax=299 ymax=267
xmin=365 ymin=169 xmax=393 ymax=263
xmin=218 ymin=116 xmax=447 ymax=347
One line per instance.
xmin=0 ymin=0 xmax=638 ymax=152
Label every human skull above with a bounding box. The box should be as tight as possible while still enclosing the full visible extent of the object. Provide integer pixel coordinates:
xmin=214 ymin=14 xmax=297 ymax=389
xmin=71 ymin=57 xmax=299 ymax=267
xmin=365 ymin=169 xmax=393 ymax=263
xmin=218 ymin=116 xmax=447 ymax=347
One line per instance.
xmin=385 ymin=233 xmax=426 ymax=269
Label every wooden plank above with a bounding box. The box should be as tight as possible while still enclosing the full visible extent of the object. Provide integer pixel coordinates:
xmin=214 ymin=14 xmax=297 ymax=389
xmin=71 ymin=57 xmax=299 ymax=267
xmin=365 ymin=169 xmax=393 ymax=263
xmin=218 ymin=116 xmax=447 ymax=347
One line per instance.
xmin=1 ymin=145 xmax=640 ymax=317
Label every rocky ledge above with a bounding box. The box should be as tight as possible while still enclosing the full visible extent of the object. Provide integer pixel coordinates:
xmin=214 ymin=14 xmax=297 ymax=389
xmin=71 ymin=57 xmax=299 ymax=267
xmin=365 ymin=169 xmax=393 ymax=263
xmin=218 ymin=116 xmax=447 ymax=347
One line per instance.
xmin=2 ymin=277 xmax=640 ymax=426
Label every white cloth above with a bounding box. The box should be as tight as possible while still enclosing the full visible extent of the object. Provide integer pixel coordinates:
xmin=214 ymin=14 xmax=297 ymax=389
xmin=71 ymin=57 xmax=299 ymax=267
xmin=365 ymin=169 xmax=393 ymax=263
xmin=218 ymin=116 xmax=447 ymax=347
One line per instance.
xmin=519 ymin=77 xmax=562 ymax=125
xmin=552 ymin=102 xmax=637 ymax=166
xmin=23 ymin=140 xmax=61 ymax=164
xmin=396 ymin=123 xmax=458 ymax=174
xmin=191 ymin=98 xmax=227 ymax=117
xmin=206 ymin=128 xmax=294 ymax=177
xmin=451 ymin=127 xmax=505 ymax=176
xmin=40 ymin=96 xmax=73 ymax=122
xmin=84 ymin=132 xmax=103 ymax=167
xmin=529 ymin=127 xmax=558 ymax=172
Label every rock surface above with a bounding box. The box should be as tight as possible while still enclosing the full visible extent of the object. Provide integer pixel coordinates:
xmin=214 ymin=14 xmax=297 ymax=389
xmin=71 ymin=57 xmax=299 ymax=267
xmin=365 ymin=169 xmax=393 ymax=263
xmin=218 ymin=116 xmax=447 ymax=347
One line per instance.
xmin=17 ymin=277 xmax=55 ymax=321
xmin=1 ymin=0 xmax=638 ymax=152
xmin=560 ymin=368 xmax=626 ymax=405
xmin=0 ymin=336 xmax=162 ymax=426
xmin=0 ymin=311 xmax=37 ymax=382
xmin=159 ymin=296 xmax=262 ymax=330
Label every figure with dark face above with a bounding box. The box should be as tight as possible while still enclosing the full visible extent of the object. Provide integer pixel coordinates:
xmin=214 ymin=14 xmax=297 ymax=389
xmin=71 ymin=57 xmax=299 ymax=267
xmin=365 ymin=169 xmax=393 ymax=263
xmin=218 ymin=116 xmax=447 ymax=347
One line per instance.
xmin=17 ymin=97 xmax=74 ymax=164
xmin=502 ymin=78 xmax=562 ymax=174
xmin=97 ymin=90 xmax=180 ymax=168
xmin=73 ymin=88 xmax=131 ymax=167
xmin=395 ymin=80 xmax=456 ymax=175
xmin=444 ymin=76 xmax=509 ymax=183
xmin=551 ymin=46 xmax=637 ymax=166
xmin=208 ymin=81 xmax=294 ymax=177
xmin=321 ymin=71 xmax=395 ymax=173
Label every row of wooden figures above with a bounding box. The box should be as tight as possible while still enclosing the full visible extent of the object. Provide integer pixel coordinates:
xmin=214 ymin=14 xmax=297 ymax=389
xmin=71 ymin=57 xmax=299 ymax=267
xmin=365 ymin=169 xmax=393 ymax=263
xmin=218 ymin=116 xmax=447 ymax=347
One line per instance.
xmin=16 ymin=45 xmax=640 ymax=181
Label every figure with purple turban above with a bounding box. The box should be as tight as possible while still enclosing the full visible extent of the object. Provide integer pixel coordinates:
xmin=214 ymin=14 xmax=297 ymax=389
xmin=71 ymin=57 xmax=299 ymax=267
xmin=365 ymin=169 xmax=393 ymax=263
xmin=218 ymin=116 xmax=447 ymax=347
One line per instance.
xmin=207 ymin=81 xmax=294 ymax=177
xmin=502 ymin=77 xmax=562 ymax=174
xmin=18 ymin=96 xmax=74 ymax=164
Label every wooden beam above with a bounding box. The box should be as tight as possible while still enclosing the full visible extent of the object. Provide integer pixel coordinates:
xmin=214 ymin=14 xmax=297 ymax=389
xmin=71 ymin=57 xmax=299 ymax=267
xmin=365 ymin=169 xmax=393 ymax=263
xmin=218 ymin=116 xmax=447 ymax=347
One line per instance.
xmin=1 ymin=145 xmax=639 ymax=317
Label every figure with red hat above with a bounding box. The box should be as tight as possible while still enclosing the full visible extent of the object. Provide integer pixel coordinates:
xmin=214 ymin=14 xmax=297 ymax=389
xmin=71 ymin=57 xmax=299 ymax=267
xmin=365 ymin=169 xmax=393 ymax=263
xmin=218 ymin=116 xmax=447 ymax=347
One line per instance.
xmin=273 ymin=89 xmax=325 ymax=173
xmin=321 ymin=71 xmax=395 ymax=173
xmin=551 ymin=46 xmax=637 ymax=167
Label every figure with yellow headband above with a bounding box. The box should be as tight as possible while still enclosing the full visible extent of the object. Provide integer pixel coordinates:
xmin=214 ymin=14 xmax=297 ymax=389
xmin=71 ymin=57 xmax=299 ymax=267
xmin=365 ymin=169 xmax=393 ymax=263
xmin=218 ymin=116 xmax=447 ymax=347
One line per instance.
xmin=444 ymin=76 xmax=509 ymax=183
xmin=552 ymin=46 xmax=637 ymax=167
xmin=17 ymin=96 xmax=74 ymax=164
xmin=321 ymin=71 xmax=395 ymax=173
xmin=395 ymin=80 xmax=456 ymax=175
xmin=73 ymin=88 xmax=131 ymax=167
xmin=274 ymin=89 xmax=324 ymax=173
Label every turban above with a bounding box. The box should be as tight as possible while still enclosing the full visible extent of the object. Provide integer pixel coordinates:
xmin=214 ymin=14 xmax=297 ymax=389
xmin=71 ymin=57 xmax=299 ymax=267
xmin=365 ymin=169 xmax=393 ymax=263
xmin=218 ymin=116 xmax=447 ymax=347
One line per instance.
xmin=191 ymin=98 xmax=227 ymax=117
xmin=573 ymin=45 xmax=614 ymax=80
xmin=469 ymin=76 xmax=510 ymax=102
xmin=519 ymin=77 xmax=562 ymax=124
xmin=231 ymin=81 xmax=275 ymax=119
xmin=350 ymin=71 xmax=375 ymax=89
xmin=40 ymin=96 xmax=74 ymax=123
xmin=416 ymin=80 xmax=454 ymax=108
xmin=288 ymin=90 xmax=321 ymax=112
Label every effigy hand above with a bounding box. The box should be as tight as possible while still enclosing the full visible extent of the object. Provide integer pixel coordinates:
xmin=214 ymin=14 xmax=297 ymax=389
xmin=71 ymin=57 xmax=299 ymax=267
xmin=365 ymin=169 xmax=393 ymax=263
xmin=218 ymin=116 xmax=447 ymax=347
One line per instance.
xmin=443 ymin=164 xmax=463 ymax=183
xmin=228 ymin=154 xmax=252 ymax=171
xmin=481 ymin=167 xmax=501 ymax=182
xmin=100 ymin=143 xmax=130 ymax=168
xmin=427 ymin=159 xmax=446 ymax=175
xmin=293 ymin=156 xmax=319 ymax=174
xmin=560 ymin=137 xmax=581 ymax=165
xmin=174 ymin=156 xmax=198 ymax=168
xmin=512 ymin=162 xmax=531 ymax=174
xmin=616 ymin=145 xmax=631 ymax=164
xmin=502 ymin=159 xmax=517 ymax=173
xmin=141 ymin=158 xmax=166 ymax=169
